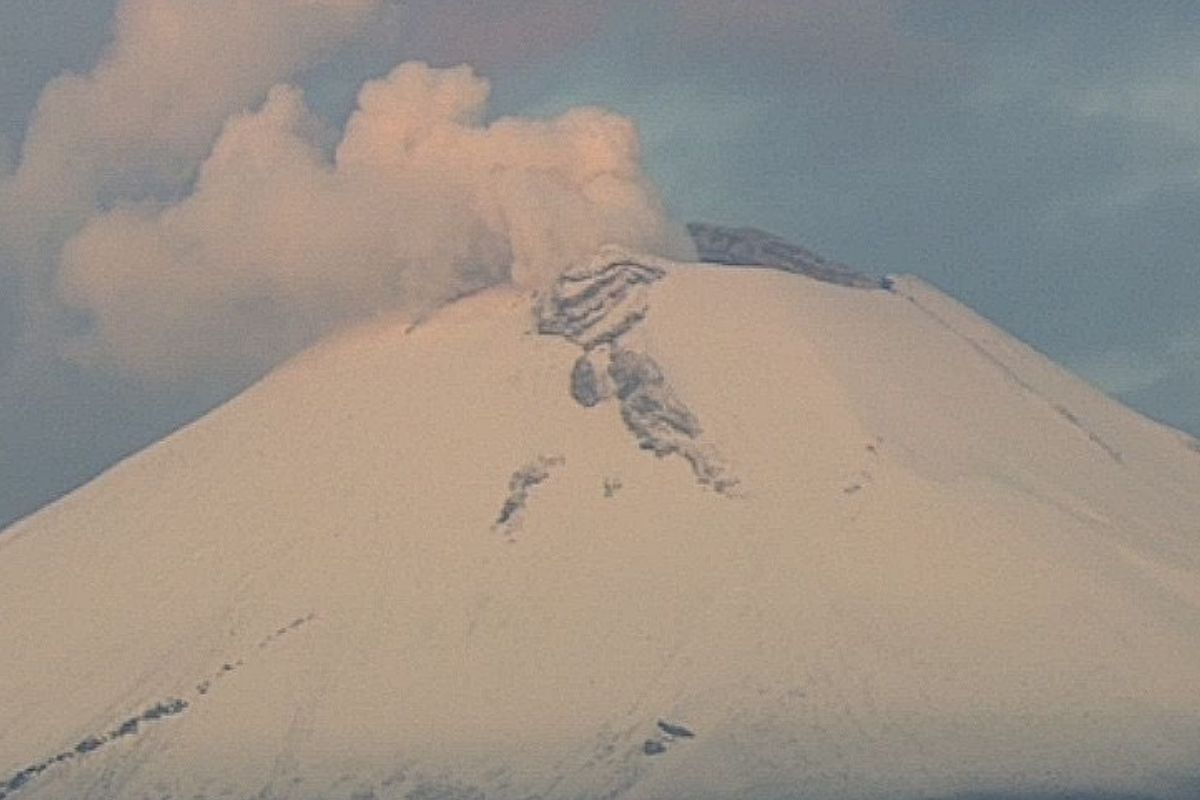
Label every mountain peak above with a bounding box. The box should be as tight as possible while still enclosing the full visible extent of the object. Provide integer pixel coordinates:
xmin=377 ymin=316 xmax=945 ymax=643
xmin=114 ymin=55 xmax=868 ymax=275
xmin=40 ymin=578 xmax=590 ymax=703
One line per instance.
xmin=688 ymin=221 xmax=883 ymax=289
xmin=2 ymin=249 xmax=1199 ymax=800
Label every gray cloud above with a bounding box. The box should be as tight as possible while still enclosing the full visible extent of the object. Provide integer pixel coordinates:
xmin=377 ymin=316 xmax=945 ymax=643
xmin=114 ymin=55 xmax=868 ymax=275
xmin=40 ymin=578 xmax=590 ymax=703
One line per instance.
xmin=0 ymin=134 xmax=12 ymax=177
xmin=376 ymin=1 xmax=605 ymax=72
xmin=668 ymin=0 xmax=958 ymax=83
xmin=0 ymin=0 xmax=117 ymax=145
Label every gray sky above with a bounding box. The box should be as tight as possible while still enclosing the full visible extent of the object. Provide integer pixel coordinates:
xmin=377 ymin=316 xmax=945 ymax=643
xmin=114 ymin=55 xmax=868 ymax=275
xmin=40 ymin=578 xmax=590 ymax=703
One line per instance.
xmin=2 ymin=1 xmax=1198 ymax=529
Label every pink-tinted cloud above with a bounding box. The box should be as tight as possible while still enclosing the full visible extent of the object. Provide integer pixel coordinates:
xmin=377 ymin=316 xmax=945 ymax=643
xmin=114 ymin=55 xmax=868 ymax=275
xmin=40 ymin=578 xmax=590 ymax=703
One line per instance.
xmin=7 ymin=0 xmax=380 ymax=223
xmin=0 ymin=0 xmax=383 ymax=373
xmin=56 ymin=63 xmax=691 ymax=385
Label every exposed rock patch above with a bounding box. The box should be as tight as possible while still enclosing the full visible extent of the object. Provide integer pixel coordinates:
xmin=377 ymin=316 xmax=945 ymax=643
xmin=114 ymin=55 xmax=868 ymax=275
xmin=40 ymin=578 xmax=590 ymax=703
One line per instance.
xmin=688 ymin=222 xmax=882 ymax=289
xmin=608 ymin=350 xmax=734 ymax=492
xmin=642 ymin=739 xmax=667 ymax=757
xmin=493 ymin=456 xmax=564 ymax=535
xmin=656 ymin=720 xmax=695 ymax=739
xmin=536 ymin=247 xmax=666 ymax=349
xmin=0 ymin=614 xmax=316 ymax=800
xmin=570 ymin=348 xmax=614 ymax=408
xmin=642 ymin=719 xmax=697 ymax=758
xmin=537 ymin=248 xmax=737 ymax=494
xmin=0 ymin=698 xmax=189 ymax=799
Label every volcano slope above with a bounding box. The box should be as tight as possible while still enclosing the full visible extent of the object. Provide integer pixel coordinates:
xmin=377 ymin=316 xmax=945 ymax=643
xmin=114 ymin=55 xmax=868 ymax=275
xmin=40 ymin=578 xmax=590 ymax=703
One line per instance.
xmin=1 ymin=249 xmax=1199 ymax=800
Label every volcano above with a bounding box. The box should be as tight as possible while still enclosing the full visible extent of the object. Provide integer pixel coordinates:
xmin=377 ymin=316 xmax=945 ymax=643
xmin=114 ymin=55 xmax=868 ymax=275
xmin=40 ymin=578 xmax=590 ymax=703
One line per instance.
xmin=2 ymin=243 xmax=1199 ymax=800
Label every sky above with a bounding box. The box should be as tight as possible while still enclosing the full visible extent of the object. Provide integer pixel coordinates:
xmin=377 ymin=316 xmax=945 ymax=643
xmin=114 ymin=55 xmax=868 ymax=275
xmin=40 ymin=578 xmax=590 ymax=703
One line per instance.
xmin=1 ymin=0 xmax=1198 ymax=529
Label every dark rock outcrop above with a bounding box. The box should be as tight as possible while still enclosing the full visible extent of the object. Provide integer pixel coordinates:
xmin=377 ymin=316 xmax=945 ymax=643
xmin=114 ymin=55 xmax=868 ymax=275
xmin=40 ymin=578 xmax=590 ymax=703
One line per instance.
xmin=537 ymin=248 xmax=737 ymax=494
xmin=688 ymin=222 xmax=882 ymax=289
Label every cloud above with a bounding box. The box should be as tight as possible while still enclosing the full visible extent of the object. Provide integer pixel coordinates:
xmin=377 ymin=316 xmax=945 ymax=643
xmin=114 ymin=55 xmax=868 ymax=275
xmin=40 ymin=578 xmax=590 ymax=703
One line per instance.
xmin=371 ymin=1 xmax=606 ymax=72
xmin=1075 ymin=73 xmax=1200 ymax=140
xmin=1167 ymin=326 xmax=1200 ymax=358
xmin=0 ymin=0 xmax=118 ymax=146
xmin=7 ymin=0 xmax=378 ymax=223
xmin=1073 ymin=320 xmax=1200 ymax=400
xmin=0 ymin=0 xmax=385 ymax=374
xmin=1072 ymin=331 xmax=1200 ymax=437
xmin=1072 ymin=348 xmax=1173 ymax=397
xmin=56 ymin=63 xmax=691 ymax=385
xmin=666 ymin=0 xmax=956 ymax=83
xmin=0 ymin=133 xmax=12 ymax=177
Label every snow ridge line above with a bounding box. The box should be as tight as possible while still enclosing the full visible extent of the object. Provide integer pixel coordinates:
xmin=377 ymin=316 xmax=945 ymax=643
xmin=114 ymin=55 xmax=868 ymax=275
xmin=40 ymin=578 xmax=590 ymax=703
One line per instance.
xmin=537 ymin=249 xmax=737 ymax=493
xmin=896 ymin=281 xmax=1125 ymax=466
xmin=0 ymin=700 xmax=190 ymax=799
xmin=0 ymin=614 xmax=316 ymax=799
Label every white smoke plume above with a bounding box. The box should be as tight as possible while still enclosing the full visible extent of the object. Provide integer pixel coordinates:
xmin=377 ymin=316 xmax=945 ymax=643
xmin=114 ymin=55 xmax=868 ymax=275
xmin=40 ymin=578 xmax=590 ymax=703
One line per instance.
xmin=1 ymin=0 xmax=689 ymax=390
xmin=57 ymin=63 xmax=690 ymax=385
xmin=0 ymin=0 xmax=690 ymax=529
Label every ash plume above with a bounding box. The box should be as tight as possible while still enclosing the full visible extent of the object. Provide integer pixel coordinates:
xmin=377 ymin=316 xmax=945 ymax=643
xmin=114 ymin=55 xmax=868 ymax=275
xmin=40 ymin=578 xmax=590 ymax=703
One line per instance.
xmin=0 ymin=0 xmax=690 ymax=528
xmin=57 ymin=64 xmax=690 ymax=384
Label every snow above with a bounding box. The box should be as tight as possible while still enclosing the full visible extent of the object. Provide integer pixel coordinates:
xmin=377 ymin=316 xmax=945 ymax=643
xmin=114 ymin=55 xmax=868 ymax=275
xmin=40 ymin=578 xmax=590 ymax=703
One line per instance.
xmin=1 ymin=253 xmax=1199 ymax=800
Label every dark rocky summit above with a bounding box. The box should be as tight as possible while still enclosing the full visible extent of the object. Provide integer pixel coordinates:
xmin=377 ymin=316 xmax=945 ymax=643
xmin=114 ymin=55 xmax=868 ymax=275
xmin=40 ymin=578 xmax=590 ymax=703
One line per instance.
xmin=688 ymin=222 xmax=883 ymax=289
xmin=537 ymin=248 xmax=737 ymax=493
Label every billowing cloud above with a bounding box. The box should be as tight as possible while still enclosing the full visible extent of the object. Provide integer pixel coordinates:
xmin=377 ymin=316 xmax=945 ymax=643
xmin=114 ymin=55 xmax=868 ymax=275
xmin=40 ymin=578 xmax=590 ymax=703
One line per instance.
xmin=0 ymin=0 xmax=385 ymax=378
xmin=0 ymin=0 xmax=692 ymax=529
xmin=56 ymin=63 xmax=690 ymax=385
xmin=6 ymin=0 xmax=379 ymax=225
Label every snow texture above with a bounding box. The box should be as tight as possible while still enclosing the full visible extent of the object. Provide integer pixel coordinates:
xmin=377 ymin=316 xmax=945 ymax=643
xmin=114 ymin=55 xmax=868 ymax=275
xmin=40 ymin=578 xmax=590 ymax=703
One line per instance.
xmin=1 ymin=253 xmax=1199 ymax=800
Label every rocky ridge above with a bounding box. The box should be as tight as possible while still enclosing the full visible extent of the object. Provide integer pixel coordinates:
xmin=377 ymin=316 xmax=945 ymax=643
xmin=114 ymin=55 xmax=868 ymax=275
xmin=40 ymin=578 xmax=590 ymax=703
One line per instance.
xmin=537 ymin=248 xmax=737 ymax=493
xmin=688 ymin=222 xmax=883 ymax=289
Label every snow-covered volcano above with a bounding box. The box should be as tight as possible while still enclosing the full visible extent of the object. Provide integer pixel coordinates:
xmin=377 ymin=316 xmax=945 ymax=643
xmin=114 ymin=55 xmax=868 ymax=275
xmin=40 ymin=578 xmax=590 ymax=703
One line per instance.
xmin=2 ymin=247 xmax=1199 ymax=800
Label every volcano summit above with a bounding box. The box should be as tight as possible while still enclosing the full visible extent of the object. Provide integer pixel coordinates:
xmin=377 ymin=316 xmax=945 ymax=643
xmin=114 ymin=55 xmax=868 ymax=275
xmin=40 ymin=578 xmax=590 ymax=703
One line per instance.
xmin=2 ymin=246 xmax=1199 ymax=800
